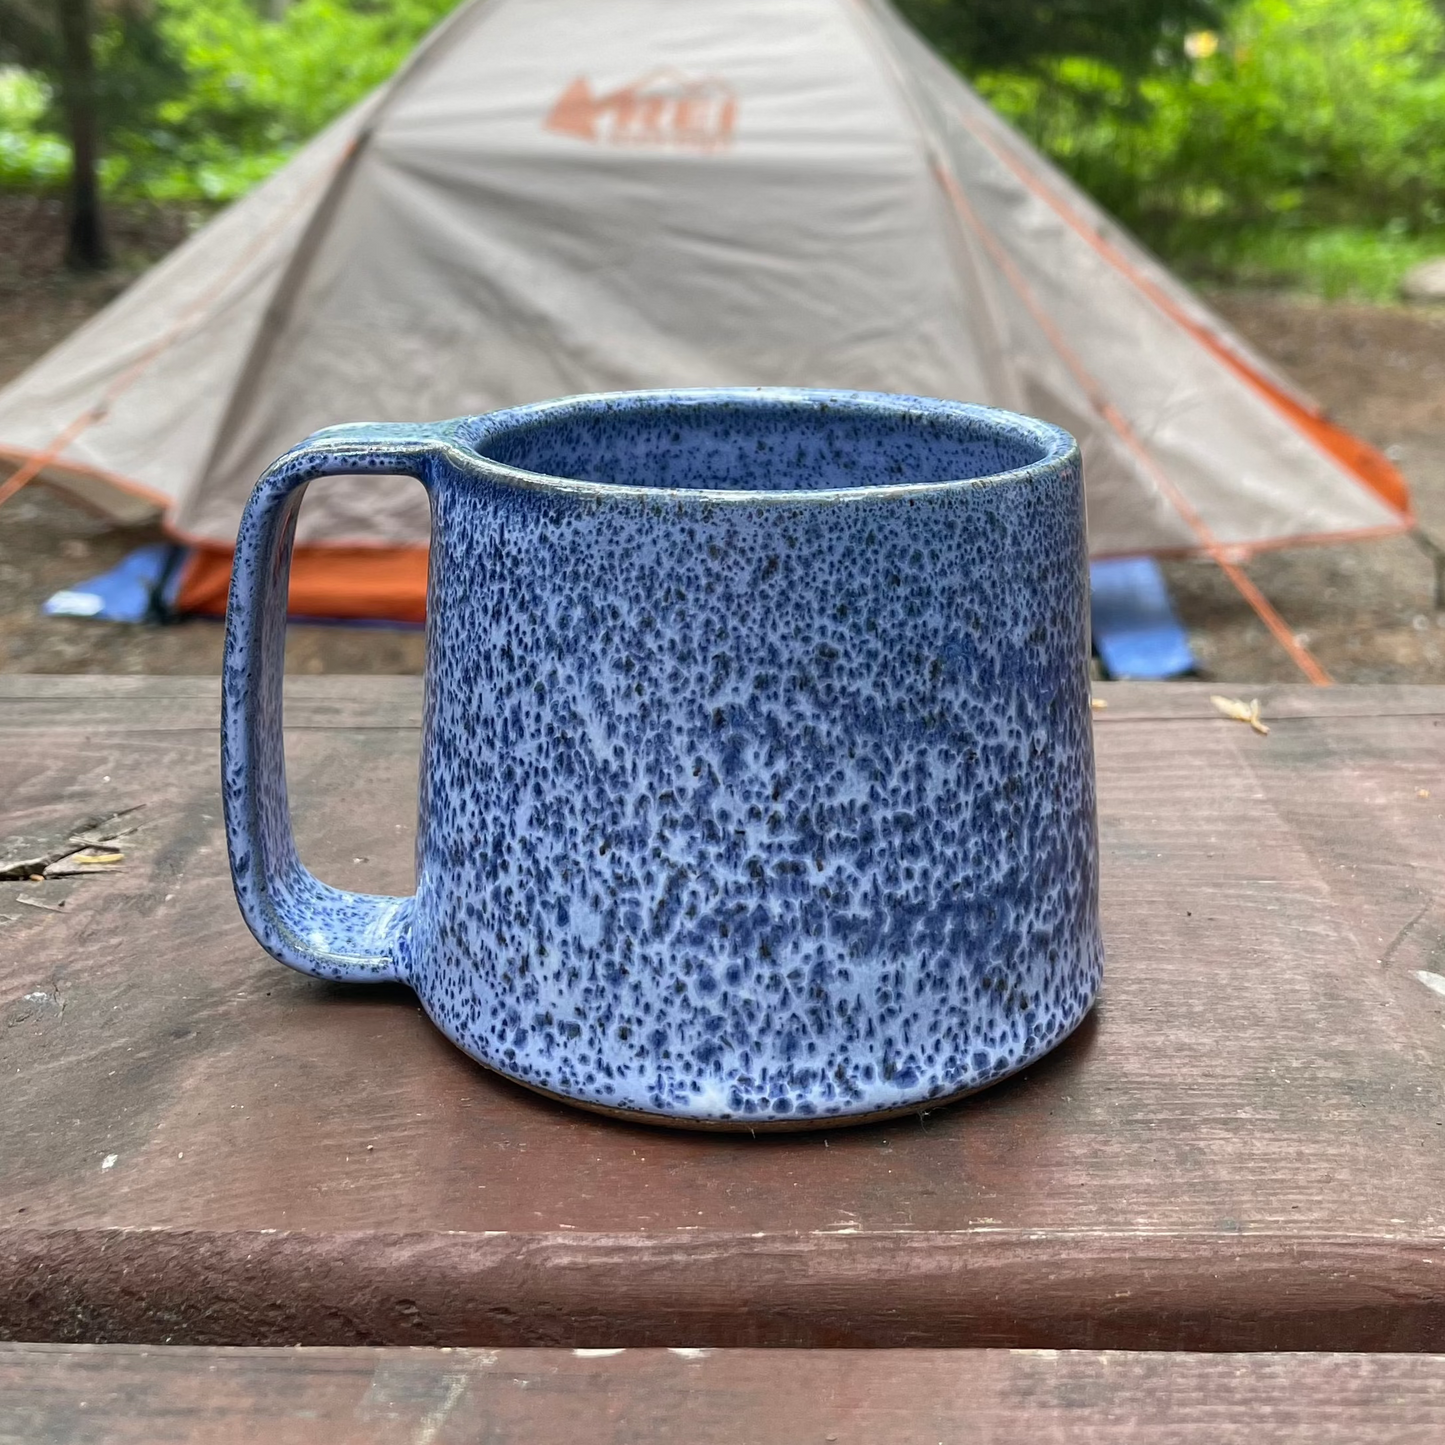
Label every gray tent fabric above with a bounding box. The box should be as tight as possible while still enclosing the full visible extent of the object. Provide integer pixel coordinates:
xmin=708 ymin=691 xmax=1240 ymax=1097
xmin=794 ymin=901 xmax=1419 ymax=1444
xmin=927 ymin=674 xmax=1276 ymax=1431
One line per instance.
xmin=0 ymin=0 xmax=1410 ymax=570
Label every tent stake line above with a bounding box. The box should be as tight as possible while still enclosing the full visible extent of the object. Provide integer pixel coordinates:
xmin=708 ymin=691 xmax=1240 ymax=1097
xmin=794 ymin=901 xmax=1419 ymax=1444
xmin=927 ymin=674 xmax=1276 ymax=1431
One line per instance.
xmin=926 ymin=161 xmax=1333 ymax=687
xmin=930 ymin=67 xmax=1410 ymax=522
xmin=1214 ymin=555 xmax=1333 ymax=688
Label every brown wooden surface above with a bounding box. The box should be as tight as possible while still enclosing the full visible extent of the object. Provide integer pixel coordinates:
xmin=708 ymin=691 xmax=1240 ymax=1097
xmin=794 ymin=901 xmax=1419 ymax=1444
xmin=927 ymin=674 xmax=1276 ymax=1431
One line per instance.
xmin=2 ymin=677 xmax=1444 ymax=1348
xmin=5 ymin=1345 xmax=1445 ymax=1444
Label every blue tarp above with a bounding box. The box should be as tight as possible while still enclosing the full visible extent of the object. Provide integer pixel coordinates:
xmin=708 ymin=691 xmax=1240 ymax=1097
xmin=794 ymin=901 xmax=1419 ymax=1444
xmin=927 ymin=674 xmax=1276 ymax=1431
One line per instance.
xmin=1089 ymin=556 xmax=1196 ymax=680
xmin=43 ymin=543 xmax=187 ymax=624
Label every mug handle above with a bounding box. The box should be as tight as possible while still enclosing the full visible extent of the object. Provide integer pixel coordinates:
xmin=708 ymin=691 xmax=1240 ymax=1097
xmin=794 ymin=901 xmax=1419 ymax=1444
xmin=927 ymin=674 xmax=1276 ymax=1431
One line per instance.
xmin=221 ymin=421 xmax=456 ymax=983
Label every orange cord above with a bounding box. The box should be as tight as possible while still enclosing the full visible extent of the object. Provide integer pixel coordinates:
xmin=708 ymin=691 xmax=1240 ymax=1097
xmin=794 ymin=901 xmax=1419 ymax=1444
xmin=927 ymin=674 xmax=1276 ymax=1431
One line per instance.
xmin=938 ymin=96 xmax=1410 ymax=519
xmin=0 ymin=408 xmax=102 ymax=508
xmin=1214 ymin=554 xmax=1332 ymax=687
xmin=930 ymin=160 xmax=1334 ymax=686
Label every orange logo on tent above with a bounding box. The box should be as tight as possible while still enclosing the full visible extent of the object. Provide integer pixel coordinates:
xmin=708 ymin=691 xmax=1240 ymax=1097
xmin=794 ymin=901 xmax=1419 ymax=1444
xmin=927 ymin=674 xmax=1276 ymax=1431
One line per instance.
xmin=546 ymin=69 xmax=736 ymax=152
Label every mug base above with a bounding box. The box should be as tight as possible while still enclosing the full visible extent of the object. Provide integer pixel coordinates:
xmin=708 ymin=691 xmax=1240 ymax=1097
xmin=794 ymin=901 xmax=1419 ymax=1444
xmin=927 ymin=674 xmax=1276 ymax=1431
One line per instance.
xmin=481 ymin=1003 xmax=1096 ymax=1133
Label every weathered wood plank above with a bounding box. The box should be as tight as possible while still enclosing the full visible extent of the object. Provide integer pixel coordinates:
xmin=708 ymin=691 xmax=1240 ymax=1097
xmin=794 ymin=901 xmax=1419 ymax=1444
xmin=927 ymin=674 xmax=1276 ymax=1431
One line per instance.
xmin=3 ymin=1230 xmax=1445 ymax=1350
xmin=1 ymin=680 xmax=1443 ymax=1347
xmin=4 ymin=675 xmax=1445 ymax=728
xmin=0 ymin=675 xmax=422 ymax=732
xmin=4 ymin=1345 xmax=1445 ymax=1444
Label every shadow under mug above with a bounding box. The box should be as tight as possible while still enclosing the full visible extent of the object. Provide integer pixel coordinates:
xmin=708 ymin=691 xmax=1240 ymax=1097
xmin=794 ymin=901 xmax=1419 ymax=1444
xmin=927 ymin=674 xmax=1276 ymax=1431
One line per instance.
xmin=222 ymin=388 xmax=1102 ymax=1129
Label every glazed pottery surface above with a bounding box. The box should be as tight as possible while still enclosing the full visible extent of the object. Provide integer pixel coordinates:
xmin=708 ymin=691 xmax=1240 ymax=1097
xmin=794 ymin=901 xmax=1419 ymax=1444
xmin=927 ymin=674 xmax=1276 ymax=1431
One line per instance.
xmin=222 ymin=389 xmax=1102 ymax=1128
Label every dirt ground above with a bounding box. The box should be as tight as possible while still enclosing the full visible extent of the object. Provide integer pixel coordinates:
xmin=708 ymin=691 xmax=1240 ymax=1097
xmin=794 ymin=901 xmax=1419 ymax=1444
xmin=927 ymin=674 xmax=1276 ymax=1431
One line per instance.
xmin=1 ymin=195 xmax=1443 ymax=681
xmin=1170 ymin=293 xmax=1445 ymax=683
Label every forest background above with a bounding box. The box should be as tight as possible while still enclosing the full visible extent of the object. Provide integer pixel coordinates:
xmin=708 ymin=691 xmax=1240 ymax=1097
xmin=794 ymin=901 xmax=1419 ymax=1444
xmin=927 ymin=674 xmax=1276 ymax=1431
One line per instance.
xmin=0 ymin=0 xmax=1442 ymax=297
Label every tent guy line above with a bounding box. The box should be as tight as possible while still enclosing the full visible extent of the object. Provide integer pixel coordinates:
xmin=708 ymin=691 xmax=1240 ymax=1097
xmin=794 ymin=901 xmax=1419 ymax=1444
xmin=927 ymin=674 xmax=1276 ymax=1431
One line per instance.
xmin=0 ymin=1 xmax=496 ymax=543
xmin=848 ymin=0 xmax=1335 ymax=684
xmin=937 ymin=51 xmax=1445 ymax=618
xmin=927 ymin=161 xmax=1331 ymax=686
xmin=0 ymin=0 xmax=501 ymax=538
xmin=932 ymin=71 xmax=1411 ymax=522
xmin=0 ymin=147 xmax=351 ymax=516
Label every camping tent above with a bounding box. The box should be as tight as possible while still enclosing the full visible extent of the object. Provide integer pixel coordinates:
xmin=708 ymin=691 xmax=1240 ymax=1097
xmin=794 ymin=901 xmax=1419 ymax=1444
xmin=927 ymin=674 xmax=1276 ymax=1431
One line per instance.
xmin=0 ymin=0 xmax=1412 ymax=626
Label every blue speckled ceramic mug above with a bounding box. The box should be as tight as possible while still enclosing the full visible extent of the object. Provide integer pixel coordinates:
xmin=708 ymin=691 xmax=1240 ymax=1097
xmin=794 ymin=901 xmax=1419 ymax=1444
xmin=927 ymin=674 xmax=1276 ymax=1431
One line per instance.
xmin=222 ymin=388 xmax=1102 ymax=1129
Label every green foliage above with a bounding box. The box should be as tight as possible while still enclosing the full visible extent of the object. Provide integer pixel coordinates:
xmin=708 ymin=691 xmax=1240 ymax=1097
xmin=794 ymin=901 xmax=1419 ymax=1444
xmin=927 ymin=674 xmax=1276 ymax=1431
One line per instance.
xmin=895 ymin=0 xmax=1222 ymax=80
xmin=92 ymin=1 xmax=191 ymax=167
xmin=1207 ymin=226 xmax=1445 ymax=302
xmin=0 ymin=66 xmax=68 ymax=188
xmin=1173 ymin=0 xmax=1445 ymax=231
xmin=0 ymin=0 xmax=458 ymax=203
xmin=975 ymin=0 xmax=1445 ymax=297
xmin=119 ymin=0 xmax=459 ymax=200
xmin=0 ymin=0 xmax=188 ymax=174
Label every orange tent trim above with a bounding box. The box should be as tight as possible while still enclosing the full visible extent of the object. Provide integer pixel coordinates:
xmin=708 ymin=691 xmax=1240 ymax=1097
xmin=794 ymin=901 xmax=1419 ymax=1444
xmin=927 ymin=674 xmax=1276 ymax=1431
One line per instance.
xmin=177 ymin=544 xmax=430 ymax=624
xmin=935 ymin=98 xmax=1413 ymax=519
xmin=1175 ymin=331 xmax=1412 ymax=517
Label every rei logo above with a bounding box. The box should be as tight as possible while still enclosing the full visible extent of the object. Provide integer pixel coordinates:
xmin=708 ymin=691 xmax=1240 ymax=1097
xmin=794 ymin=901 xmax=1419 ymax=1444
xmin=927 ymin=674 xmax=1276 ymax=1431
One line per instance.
xmin=545 ymin=69 xmax=737 ymax=152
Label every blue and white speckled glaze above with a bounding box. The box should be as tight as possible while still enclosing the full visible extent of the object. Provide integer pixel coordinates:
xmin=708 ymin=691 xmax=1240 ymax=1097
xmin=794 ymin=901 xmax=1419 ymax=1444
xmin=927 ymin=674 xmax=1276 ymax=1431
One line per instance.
xmin=222 ymin=389 xmax=1101 ymax=1129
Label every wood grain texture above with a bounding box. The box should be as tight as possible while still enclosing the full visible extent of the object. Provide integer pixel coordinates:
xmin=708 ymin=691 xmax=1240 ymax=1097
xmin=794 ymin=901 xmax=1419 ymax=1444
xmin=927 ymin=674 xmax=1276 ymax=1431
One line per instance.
xmin=5 ymin=1345 xmax=1445 ymax=1444
xmin=2 ymin=679 xmax=1444 ymax=1347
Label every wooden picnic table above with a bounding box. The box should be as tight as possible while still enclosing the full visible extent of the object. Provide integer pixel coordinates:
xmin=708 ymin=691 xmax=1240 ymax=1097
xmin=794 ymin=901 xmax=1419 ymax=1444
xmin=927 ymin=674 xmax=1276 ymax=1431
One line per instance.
xmin=5 ymin=1343 xmax=1445 ymax=1442
xmin=1 ymin=676 xmax=1443 ymax=1355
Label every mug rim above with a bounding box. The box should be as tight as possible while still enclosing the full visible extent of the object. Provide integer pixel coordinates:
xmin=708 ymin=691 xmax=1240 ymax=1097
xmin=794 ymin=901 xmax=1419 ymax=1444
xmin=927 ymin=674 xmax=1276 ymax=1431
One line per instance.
xmin=446 ymin=387 xmax=1078 ymax=506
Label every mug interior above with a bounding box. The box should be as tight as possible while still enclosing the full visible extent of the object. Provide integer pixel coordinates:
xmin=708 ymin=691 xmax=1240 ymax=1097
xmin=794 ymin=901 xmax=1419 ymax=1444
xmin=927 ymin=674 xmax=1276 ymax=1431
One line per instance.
xmin=468 ymin=392 xmax=1058 ymax=494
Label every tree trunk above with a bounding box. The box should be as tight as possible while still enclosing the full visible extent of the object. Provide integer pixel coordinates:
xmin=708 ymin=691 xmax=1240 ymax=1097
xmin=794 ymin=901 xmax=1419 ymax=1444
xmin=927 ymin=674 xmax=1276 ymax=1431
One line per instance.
xmin=56 ymin=0 xmax=108 ymax=271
